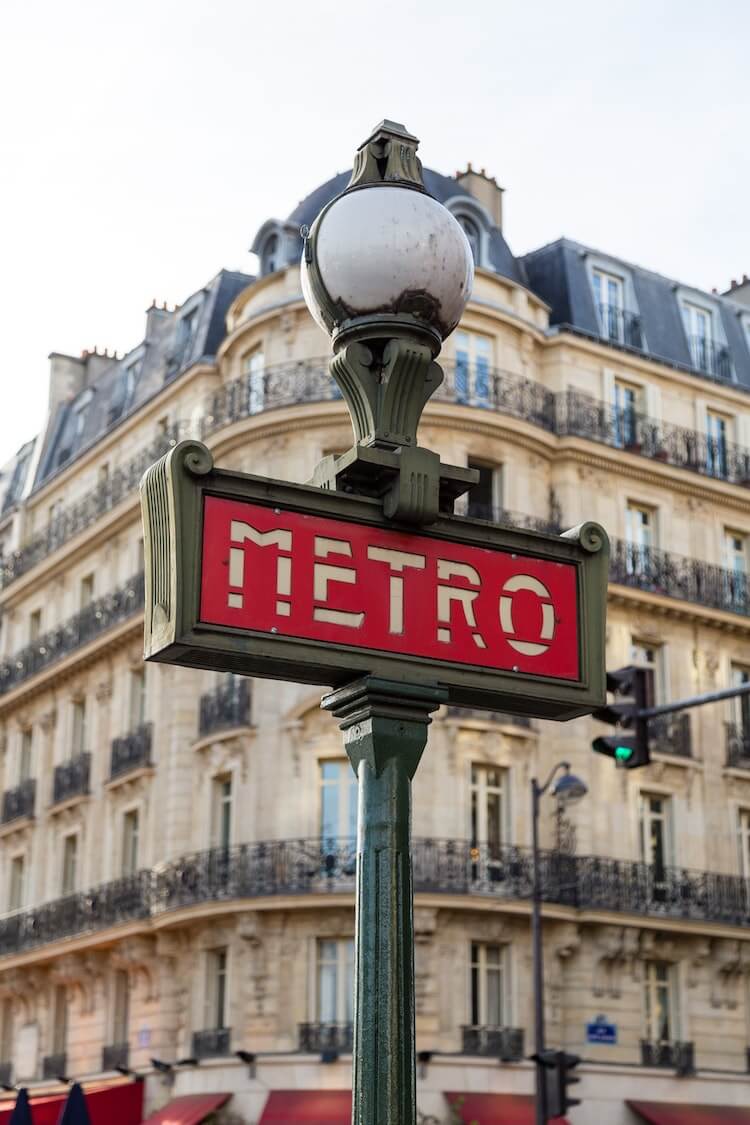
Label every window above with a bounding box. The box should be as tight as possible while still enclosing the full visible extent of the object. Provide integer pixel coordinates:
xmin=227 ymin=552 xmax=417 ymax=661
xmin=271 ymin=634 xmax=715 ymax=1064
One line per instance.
xmin=73 ymin=404 xmax=88 ymax=438
xmin=612 ymin=379 xmax=641 ymax=448
xmin=454 ymin=331 xmax=492 ymax=407
xmin=639 ymin=794 xmax=671 ymax=878
xmin=19 ymin=728 xmax=32 ymax=783
xmin=625 ymin=503 xmax=655 ymax=576
xmin=730 ymin=665 xmax=750 ymax=746
xmin=631 ymin=640 xmax=663 ymax=704
xmin=129 ymin=667 xmax=146 ymax=728
xmin=260 ymin=234 xmax=279 ymax=276
xmin=682 ymin=303 xmax=713 ymax=371
xmin=112 ymin=970 xmax=130 ymax=1045
xmin=243 ymin=349 xmax=265 ymax=415
xmin=61 ymin=835 xmax=78 ymax=896
xmin=643 ymin=962 xmax=677 ymax=1044
xmin=457 ymin=216 xmax=480 ymax=263
xmin=79 ymin=573 xmax=95 ymax=609
xmin=470 ymin=942 xmax=507 ymax=1027
xmin=205 ymin=948 xmax=228 ymax=1030
xmin=8 ymin=855 xmax=25 ymax=912
xmin=706 ymin=410 xmax=729 ymax=478
xmin=0 ymin=998 xmax=12 ymax=1064
xmin=122 ymin=810 xmax=140 ymax=877
xmin=470 ymin=765 xmax=507 ymax=856
xmin=211 ymin=776 xmax=233 ymax=850
xmin=124 ymin=360 xmax=142 ymax=402
xmin=29 ymin=609 xmax=41 ymax=643
xmin=71 ymin=699 xmax=87 ymax=756
xmin=180 ymin=307 xmax=199 ymax=352
xmin=319 ymin=760 xmax=357 ymax=841
xmin=593 ymin=269 xmax=625 ymax=342
xmin=466 ymin=460 xmax=502 ymax=521
xmin=316 ymin=938 xmax=354 ymax=1025
xmin=724 ymin=531 xmax=748 ymax=611
xmin=738 ymin=809 xmax=750 ymax=878
xmin=52 ymin=985 xmax=68 ymax=1055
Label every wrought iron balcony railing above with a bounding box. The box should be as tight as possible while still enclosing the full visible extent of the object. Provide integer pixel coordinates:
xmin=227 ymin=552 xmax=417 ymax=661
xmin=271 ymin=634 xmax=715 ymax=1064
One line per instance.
xmin=609 ymin=539 xmax=750 ymax=617
xmin=0 ymin=572 xmax=145 ymax=696
xmin=3 ymin=839 xmax=750 ymax=959
xmin=640 ymin=1039 xmax=695 ymax=1074
xmin=52 ymin=753 xmax=91 ymax=805
xmin=191 ymin=1028 xmax=231 ymax=1058
xmin=597 ymin=303 xmax=643 ymax=349
xmin=434 ymin=360 xmax=557 ymax=430
xmin=557 ymin=389 xmax=750 ymax=485
xmin=461 ymin=1025 xmax=524 ymax=1061
xmin=198 ymin=677 xmax=251 ymax=738
xmin=110 ymin=723 xmax=153 ymax=780
xmin=298 ymin=1022 xmax=353 ymax=1054
xmin=0 ymin=1061 xmax=10 ymax=1086
xmin=726 ymin=723 xmax=750 ymax=769
xmin=102 ymin=1043 xmax=129 ymax=1071
xmin=41 ymin=1052 xmax=67 ymax=1080
xmin=1 ymin=777 xmax=36 ymax=823
xmin=687 ymin=336 xmax=733 ymax=380
xmin=648 ymin=713 xmax=692 ymax=759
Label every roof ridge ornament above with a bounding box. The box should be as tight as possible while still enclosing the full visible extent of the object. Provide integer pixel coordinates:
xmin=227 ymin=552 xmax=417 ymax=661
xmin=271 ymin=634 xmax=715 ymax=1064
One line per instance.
xmin=346 ymin=119 xmax=425 ymax=192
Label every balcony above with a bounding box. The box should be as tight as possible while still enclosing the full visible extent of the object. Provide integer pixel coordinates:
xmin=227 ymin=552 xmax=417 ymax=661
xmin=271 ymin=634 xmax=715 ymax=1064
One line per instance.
xmin=102 ymin=1043 xmax=129 ymax=1071
xmin=726 ymin=723 xmax=750 ymax=769
xmin=0 ymin=572 xmax=145 ymax=696
xmin=687 ymin=336 xmax=733 ymax=380
xmin=1 ymin=778 xmax=35 ymax=824
xmin=0 ymin=1062 xmax=10 ymax=1086
xmin=558 ymin=389 xmax=750 ymax=486
xmin=609 ymin=539 xmax=750 ymax=618
xmin=41 ymin=1052 xmax=67 ymax=1080
xmin=191 ymin=1028 xmax=231 ymax=1059
xmin=298 ymin=1022 xmax=353 ymax=1054
xmin=110 ymin=723 xmax=153 ymax=781
xmin=461 ymin=1025 xmax=524 ymax=1061
xmin=435 ymin=359 xmax=557 ymax=430
xmin=640 ymin=1039 xmax=695 ymax=1074
xmin=648 ymin=714 xmax=692 ymax=759
xmin=597 ymin=303 xmax=643 ymax=350
xmin=52 ymin=753 xmax=91 ymax=805
xmin=198 ymin=677 xmax=251 ymax=738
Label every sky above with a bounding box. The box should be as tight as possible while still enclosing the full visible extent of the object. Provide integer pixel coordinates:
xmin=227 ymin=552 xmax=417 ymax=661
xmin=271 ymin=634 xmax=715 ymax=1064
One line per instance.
xmin=0 ymin=0 xmax=748 ymax=466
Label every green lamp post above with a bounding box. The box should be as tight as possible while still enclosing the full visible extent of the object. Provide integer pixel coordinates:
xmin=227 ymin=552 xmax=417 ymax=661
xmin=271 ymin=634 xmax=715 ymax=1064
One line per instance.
xmin=302 ymin=121 xmax=475 ymax=1125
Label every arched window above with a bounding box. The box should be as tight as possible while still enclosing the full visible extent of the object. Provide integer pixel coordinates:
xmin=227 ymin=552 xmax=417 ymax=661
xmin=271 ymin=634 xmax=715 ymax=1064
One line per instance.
xmin=458 ymin=216 xmax=481 ymax=263
xmin=261 ymin=234 xmax=279 ymax=277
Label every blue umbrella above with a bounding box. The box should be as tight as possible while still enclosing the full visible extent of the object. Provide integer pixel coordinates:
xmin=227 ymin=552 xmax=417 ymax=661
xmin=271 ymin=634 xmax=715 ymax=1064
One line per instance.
xmin=56 ymin=1083 xmax=91 ymax=1125
xmin=9 ymin=1087 xmax=32 ymax=1125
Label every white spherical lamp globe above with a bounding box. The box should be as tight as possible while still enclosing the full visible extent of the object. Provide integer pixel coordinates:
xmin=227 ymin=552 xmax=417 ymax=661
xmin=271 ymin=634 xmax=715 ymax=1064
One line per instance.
xmin=301 ymin=184 xmax=474 ymax=348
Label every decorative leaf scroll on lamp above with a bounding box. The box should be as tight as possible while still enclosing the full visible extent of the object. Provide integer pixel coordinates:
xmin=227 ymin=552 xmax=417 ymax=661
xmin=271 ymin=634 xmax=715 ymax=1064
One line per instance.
xmin=302 ymin=119 xmax=478 ymax=524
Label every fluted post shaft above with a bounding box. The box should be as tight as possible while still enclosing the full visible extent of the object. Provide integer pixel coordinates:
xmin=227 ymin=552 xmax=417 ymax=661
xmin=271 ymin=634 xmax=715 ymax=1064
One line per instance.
xmin=322 ymin=677 xmax=446 ymax=1125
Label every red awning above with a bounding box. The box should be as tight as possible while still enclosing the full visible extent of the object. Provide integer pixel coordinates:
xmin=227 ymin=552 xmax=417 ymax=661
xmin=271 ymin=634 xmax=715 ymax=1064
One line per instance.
xmin=446 ymin=1091 xmax=569 ymax=1125
xmin=0 ymin=1081 xmax=143 ymax=1125
xmin=140 ymin=1093 xmax=231 ymax=1125
xmin=258 ymin=1090 xmax=352 ymax=1125
xmin=629 ymin=1101 xmax=750 ymax=1125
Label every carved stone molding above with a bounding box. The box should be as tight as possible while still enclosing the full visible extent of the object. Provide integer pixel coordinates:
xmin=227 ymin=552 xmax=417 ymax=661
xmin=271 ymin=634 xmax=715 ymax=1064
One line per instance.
xmin=592 ymin=925 xmax=639 ymax=999
xmin=111 ymin=936 xmax=158 ymax=1002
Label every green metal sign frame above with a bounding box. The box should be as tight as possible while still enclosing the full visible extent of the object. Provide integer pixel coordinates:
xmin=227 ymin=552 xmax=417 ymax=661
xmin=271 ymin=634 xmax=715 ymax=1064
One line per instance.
xmin=141 ymin=440 xmax=608 ymax=720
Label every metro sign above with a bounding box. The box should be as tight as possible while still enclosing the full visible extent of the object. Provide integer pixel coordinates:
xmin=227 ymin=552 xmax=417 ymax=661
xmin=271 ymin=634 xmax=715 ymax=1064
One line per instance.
xmin=141 ymin=442 xmax=608 ymax=719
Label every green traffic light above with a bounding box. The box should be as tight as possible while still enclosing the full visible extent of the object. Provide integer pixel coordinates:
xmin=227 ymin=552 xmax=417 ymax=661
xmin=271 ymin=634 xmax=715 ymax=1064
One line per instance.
xmin=615 ymin=745 xmax=633 ymax=762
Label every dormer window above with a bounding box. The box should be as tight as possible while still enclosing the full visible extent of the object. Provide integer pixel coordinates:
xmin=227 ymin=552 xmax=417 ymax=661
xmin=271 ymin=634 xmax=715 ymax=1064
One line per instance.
xmin=260 ymin=234 xmax=279 ymax=277
xmin=457 ymin=217 xmax=480 ymax=264
xmin=73 ymin=389 xmax=94 ymax=439
xmin=682 ymin=302 xmax=713 ymax=371
xmin=124 ymin=358 xmax=142 ymax=402
xmin=180 ymin=307 xmax=199 ymax=349
xmin=593 ymin=269 xmax=624 ymax=341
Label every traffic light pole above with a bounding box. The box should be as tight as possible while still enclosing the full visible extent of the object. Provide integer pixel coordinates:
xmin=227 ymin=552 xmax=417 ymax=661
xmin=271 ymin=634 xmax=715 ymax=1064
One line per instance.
xmin=531 ymin=776 xmax=547 ymax=1125
xmin=639 ymin=679 xmax=750 ymax=719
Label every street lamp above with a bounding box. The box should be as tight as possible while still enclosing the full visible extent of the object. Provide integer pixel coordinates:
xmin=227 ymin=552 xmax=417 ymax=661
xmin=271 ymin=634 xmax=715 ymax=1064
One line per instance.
xmin=531 ymin=762 xmax=587 ymax=1125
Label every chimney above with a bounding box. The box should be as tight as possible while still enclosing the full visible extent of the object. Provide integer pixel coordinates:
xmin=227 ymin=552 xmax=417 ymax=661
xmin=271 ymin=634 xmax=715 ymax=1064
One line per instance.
xmin=723 ymin=275 xmax=750 ymax=308
xmin=146 ymin=299 xmax=172 ymax=341
xmin=455 ymin=164 xmax=504 ymax=228
xmin=46 ymin=350 xmax=112 ymax=415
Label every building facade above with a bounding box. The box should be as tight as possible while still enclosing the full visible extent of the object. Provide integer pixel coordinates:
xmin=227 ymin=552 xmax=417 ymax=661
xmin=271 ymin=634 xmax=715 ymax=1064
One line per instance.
xmin=0 ymin=163 xmax=750 ymax=1124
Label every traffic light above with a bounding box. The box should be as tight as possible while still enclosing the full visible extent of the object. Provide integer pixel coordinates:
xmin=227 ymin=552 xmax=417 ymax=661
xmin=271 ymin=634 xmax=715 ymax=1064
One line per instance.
xmin=591 ymin=665 xmax=652 ymax=769
xmin=535 ymin=1050 xmax=582 ymax=1117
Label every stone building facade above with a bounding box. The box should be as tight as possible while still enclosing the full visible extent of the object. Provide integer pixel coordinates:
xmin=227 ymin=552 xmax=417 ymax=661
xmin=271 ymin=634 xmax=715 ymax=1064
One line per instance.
xmin=0 ymin=162 xmax=749 ymax=1123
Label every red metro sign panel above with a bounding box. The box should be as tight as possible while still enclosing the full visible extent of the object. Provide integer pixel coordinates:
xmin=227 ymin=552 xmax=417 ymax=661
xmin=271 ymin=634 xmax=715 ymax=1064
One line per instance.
xmin=140 ymin=443 xmax=608 ymax=720
xmin=200 ymin=496 xmax=580 ymax=681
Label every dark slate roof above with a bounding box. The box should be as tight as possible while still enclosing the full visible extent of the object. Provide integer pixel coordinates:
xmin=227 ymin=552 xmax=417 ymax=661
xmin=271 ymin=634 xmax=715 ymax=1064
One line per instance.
xmin=287 ymin=168 xmax=526 ymax=286
xmin=0 ymin=439 xmax=37 ymax=516
xmin=522 ymin=239 xmax=750 ymax=389
xmin=34 ymin=269 xmax=252 ymax=489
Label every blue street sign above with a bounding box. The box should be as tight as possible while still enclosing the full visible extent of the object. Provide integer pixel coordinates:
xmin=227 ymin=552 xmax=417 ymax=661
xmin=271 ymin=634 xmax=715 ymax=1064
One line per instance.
xmin=586 ymin=1016 xmax=617 ymax=1045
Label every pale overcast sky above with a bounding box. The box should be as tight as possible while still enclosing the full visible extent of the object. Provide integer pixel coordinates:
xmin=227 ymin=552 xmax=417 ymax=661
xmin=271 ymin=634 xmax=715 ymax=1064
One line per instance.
xmin=0 ymin=0 xmax=747 ymax=466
